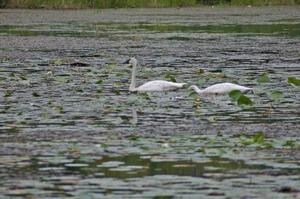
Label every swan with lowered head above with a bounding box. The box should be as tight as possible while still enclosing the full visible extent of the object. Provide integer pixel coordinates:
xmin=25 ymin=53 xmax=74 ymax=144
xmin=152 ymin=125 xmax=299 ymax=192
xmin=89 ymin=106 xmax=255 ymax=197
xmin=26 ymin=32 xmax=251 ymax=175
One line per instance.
xmin=189 ymin=83 xmax=252 ymax=95
xmin=124 ymin=57 xmax=186 ymax=92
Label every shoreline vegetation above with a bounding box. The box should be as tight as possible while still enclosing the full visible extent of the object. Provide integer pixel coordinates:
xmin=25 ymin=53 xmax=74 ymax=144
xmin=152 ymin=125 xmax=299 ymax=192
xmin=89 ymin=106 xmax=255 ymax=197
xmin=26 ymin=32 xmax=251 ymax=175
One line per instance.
xmin=1 ymin=0 xmax=300 ymax=9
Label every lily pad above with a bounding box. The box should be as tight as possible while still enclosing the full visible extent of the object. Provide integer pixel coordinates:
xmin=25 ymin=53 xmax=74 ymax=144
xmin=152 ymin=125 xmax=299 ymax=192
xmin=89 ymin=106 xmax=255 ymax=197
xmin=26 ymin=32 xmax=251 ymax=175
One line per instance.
xmin=229 ymin=90 xmax=242 ymax=101
xmin=229 ymin=90 xmax=253 ymax=106
xmin=257 ymin=73 xmax=270 ymax=83
xmin=269 ymin=90 xmax=284 ymax=101
xmin=237 ymin=95 xmax=253 ymax=106
xmin=288 ymin=76 xmax=300 ymax=87
xmin=164 ymin=72 xmax=177 ymax=82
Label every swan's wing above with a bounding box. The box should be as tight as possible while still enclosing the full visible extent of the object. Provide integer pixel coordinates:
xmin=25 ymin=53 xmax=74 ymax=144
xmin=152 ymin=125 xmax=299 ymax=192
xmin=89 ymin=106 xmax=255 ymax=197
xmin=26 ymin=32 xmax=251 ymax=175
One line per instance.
xmin=203 ymin=83 xmax=232 ymax=94
xmin=203 ymin=83 xmax=252 ymax=94
xmin=227 ymin=83 xmax=252 ymax=92
xmin=136 ymin=80 xmax=185 ymax=92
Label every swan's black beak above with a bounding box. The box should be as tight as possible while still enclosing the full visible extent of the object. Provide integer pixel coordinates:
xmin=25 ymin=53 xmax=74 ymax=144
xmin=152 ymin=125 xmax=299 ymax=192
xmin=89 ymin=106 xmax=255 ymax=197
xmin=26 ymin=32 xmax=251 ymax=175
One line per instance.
xmin=123 ymin=59 xmax=132 ymax=68
xmin=123 ymin=59 xmax=131 ymax=64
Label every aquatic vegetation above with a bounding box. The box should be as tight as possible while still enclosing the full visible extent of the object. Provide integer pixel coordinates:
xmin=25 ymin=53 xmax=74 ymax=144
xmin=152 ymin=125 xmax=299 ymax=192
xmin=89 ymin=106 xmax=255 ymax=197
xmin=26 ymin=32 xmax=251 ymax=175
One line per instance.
xmin=5 ymin=0 xmax=197 ymax=8
xmin=4 ymin=0 xmax=300 ymax=8
xmin=229 ymin=90 xmax=254 ymax=106
xmin=257 ymin=72 xmax=270 ymax=84
xmin=164 ymin=72 xmax=177 ymax=82
xmin=288 ymin=76 xmax=300 ymax=87
xmin=269 ymin=90 xmax=284 ymax=101
xmin=4 ymin=90 xmax=13 ymax=97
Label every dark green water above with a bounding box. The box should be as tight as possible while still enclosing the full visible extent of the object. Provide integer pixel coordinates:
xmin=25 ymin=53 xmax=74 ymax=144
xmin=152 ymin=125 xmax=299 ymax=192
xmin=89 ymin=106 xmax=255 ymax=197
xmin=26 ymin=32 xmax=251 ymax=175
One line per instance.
xmin=1 ymin=22 xmax=300 ymax=37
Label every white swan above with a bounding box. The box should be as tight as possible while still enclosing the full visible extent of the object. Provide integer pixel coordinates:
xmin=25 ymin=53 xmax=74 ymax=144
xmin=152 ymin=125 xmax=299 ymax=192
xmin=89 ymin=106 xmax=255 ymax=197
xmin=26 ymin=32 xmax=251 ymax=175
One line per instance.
xmin=124 ymin=58 xmax=186 ymax=92
xmin=189 ymin=83 xmax=252 ymax=95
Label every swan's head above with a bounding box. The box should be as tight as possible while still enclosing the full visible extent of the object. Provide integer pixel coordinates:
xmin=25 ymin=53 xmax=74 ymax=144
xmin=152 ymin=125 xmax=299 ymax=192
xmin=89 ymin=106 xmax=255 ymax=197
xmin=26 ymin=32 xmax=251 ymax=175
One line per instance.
xmin=123 ymin=57 xmax=137 ymax=67
xmin=188 ymin=85 xmax=199 ymax=91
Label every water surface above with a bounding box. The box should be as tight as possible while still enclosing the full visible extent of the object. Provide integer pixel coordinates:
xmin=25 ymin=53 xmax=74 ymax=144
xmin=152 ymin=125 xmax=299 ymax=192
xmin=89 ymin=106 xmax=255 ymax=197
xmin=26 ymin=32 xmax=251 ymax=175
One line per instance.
xmin=0 ymin=7 xmax=300 ymax=198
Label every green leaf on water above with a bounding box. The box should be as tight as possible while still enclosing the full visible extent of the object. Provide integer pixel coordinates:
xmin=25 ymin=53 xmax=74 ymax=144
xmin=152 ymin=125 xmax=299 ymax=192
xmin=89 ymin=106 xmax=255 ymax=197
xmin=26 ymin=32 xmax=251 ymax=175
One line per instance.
xmin=217 ymin=148 xmax=226 ymax=156
xmin=19 ymin=74 xmax=27 ymax=80
xmin=96 ymin=79 xmax=103 ymax=84
xmin=197 ymin=147 xmax=206 ymax=154
xmin=240 ymin=138 xmax=253 ymax=145
xmin=240 ymin=132 xmax=265 ymax=146
xmin=207 ymin=116 xmax=216 ymax=123
xmin=112 ymin=89 xmax=120 ymax=95
xmin=164 ymin=72 xmax=177 ymax=82
xmin=252 ymin=132 xmax=265 ymax=144
xmin=55 ymin=76 xmax=69 ymax=83
xmin=138 ymin=92 xmax=151 ymax=100
xmin=53 ymin=106 xmax=64 ymax=113
xmin=128 ymin=135 xmax=140 ymax=141
xmin=237 ymin=95 xmax=253 ymax=106
xmin=196 ymin=79 xmax=205 ymax=86
xmin=237 ymin=95 xmax=254 ymax=106
xmin=257 ymin=73 xmax=270 ymax=83
xmin=230 ymin=90 xmax=253 ymax=106
xmin=53 ymin=59 xmax=63 ymax=65
xmin=4 ymin=90 xmax=13 ymax=97
xmin=229 ymin=90 xmax=242 ymax=101
xmin=288 ymin=76 xmax=300 ymax=87
xmin=101 ymin=143 xmax=108 ymax=148
xmin=283 ymin=140 xmax=295 ymax=148
xmin=270 ymin=90 xmax=284 ymax=101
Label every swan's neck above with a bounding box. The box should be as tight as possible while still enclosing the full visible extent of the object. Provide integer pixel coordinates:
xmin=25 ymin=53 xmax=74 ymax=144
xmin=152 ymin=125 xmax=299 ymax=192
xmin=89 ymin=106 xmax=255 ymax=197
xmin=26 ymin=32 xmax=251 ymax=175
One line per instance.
xmin=129 ymin=62 xmax=137 ymax=92
xmin=193 ymin=86 xmax=204 ymax=94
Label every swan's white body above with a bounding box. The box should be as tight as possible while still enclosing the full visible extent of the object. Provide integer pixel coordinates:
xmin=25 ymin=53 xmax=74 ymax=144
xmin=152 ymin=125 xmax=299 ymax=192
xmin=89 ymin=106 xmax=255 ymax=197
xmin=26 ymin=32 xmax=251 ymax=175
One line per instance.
xmin=126 ymin=58 xmax=186 ymax=92
xmin=133 ymin=80 xmax=186 ymax=92
xmin=189 ymin=83 xmax=252 ymax=95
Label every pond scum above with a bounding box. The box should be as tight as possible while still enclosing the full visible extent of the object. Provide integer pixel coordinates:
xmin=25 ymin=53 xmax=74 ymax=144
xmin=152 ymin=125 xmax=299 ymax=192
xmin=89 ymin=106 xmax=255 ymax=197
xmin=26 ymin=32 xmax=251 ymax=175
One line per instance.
xmin=2 ymin=0 xmax=300 ymax=8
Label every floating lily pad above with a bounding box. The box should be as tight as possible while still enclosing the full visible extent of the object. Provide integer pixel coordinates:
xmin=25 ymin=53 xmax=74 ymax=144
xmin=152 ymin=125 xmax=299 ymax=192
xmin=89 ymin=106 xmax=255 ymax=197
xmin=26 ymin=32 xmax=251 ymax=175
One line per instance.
xmin=269 ymin=90 xmax=284 ymax=101
xmin=288 ymin=76 xmax=300 ymax=87
xmin=229 ymin=90 xmax=253 ymax=106
xmin=229 ymin=90 xmax=242 ymax=101
xmin=257 ymin=73 xmax=270 ymax=83
xmin=237 ymin=95 xmax=253 ymax=106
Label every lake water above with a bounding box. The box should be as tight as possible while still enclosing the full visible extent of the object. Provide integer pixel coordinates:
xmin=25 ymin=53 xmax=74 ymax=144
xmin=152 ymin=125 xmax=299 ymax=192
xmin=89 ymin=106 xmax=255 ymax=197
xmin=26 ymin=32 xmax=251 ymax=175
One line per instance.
xmin=0 ymin=7 xmax=300 ymax=198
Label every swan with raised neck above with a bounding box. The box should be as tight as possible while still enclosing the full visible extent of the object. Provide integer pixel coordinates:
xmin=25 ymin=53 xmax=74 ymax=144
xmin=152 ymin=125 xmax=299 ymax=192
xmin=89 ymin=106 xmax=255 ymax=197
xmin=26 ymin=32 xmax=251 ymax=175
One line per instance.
xmin=124 ymin=57 xmax=186 ymax=92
